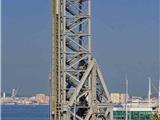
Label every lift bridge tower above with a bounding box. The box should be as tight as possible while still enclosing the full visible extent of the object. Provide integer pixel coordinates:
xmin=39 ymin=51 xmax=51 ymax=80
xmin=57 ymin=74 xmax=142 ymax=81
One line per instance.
xmin=51 ymin=0 xmax=113 ymax=119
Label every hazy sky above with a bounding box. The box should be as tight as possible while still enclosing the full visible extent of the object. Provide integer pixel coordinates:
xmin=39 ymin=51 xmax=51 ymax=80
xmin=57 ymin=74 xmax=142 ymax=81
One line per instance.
xmin=2 ymin=0 xmax=159 ymax=97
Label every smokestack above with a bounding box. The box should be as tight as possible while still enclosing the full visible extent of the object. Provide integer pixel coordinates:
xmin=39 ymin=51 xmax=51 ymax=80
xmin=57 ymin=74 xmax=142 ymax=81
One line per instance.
xmin=3 ymin=92 xmax=6 ymax=99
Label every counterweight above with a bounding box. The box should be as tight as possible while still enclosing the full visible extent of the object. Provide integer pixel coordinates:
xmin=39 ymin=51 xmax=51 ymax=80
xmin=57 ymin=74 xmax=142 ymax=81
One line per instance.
xmin=51 ymin=0 xmax=113 ymax=119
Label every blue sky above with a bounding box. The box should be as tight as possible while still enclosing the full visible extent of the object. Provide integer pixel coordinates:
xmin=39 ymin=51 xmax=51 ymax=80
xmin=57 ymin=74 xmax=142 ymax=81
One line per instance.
xmin=2 ymin=0 xmax=159 ymax=97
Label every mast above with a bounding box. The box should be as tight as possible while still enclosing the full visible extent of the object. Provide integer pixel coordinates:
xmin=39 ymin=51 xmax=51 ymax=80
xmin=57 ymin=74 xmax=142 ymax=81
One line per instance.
xmin=125 ymin=75 xmax=128 ymax=120
xmin=158 ymin=80 xmax=160 ymax=113
xmin=148 ymin=77 xmax=151 ymax=107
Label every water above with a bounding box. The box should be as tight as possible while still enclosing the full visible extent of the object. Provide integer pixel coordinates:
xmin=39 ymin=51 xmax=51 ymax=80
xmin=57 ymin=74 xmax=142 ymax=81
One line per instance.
xmin=1 ymin=105 xmax=50 ymax=120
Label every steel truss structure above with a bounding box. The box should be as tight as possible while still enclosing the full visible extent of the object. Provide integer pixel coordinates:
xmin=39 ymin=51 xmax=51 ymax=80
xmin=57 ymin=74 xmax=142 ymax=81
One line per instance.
xmin=51 ymin=0 xmax=113 ymax=120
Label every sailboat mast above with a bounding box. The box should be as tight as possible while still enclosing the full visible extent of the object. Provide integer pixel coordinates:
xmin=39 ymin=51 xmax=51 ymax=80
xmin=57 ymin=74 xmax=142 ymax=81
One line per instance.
xmin=125 ymin=75 xmax=128 ymax=120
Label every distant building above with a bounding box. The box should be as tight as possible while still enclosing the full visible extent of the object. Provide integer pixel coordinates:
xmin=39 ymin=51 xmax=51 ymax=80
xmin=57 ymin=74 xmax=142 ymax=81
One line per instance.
xmin=35 ymin=93 xmax=49 ymax=104
xmin=111 ymin=93 xmax=128 ymax=104
xmin=111 ymin=93 xmax=120 ymax=104
xmin=130 ymin=96 xmax=143 ymax=105
xmin=119 ymin=93 xmax=126 ymax=104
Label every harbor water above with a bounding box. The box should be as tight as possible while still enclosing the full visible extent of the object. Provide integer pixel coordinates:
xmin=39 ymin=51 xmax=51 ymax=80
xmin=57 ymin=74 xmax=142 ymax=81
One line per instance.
xmin=1 ymin=105 xmax=50 ymax=120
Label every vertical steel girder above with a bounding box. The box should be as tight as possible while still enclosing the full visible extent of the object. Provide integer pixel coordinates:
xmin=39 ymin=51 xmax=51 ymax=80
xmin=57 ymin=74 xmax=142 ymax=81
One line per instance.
xmin=51 ymin=0 xmax=113 ymax=120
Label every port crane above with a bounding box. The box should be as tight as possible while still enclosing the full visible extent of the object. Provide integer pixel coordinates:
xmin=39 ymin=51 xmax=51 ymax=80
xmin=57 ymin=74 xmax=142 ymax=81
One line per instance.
xmin=51 ymin=0 xmax=113 ymax=119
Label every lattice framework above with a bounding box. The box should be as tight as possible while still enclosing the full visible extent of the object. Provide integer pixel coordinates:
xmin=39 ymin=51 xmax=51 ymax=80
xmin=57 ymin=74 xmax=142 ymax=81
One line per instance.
xmin=51 ymin=0 xmax=113 ymax=120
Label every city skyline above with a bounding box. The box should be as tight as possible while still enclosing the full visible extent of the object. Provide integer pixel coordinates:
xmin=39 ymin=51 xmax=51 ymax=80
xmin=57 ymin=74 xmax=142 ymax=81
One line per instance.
xmin=2 ymin=0 xmax=159 ymax=96
xmin=1 ymin=91 xmax=159 ymax=105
